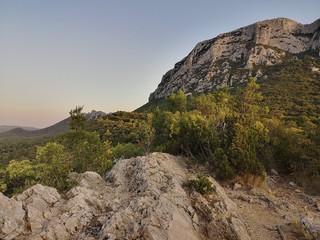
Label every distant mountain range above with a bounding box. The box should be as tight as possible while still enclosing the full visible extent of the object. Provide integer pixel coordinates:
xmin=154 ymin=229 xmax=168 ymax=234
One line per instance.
xmin=0 ymin=126 xmax=39 ymax=134
xmin=0 ymin=118 xmax=71 ymax=139
xmin=0 ymin=110 xmax=107 ymax=140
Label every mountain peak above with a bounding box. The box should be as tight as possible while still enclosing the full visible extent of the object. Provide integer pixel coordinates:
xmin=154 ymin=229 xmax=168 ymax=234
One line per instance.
xmin=86 ymin=110 xmax=107 ymax=121
xmin=257 ymin=17 xmax=299 ymax=25
xmin=149 ymin=18 xmax=320 ymax=100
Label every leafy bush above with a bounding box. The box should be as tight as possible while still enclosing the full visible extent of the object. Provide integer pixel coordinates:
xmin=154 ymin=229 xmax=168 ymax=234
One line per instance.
xmin=189 ymin=174 xmax=213 ymax=195
xmin=57 ymin=130 xmax=112 ymax=174
xmin=167 ymin=90 xmax=187 ymax=112
xmin=90 ymin=111 xmax=147 ymax=145
xmin=0 ymin=159 xmax=37 ymax=195
xmin=110 ymin=143 xmax=143 ymax=159
xmin=35 ymin=142 xmax=73 ymax=192
xmin=0 ymin=130 xmax=113 ymax=195
xmin=152 ymin=79 xmax=270 ymax=179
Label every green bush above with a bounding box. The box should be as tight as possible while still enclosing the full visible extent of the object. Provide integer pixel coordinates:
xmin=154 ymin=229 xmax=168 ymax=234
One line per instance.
xmin=0 ymin=159 xmax=37 ymax=195
xmin=110 ymin=143 xmax=143 ymax=159
xmin=57 ymin=130 xmax=112 ymax=174
xmin=152 ymin=79 xmax=270 ymax=179
xmin=36 ymin=142 xmax=73 ymax=192
xmin=189 ymin=174 xmax=213 ymax=195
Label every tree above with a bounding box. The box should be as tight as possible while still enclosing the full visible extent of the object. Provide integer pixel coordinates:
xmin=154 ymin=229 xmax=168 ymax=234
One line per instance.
xmin=167 ymin=90 xmax=187 ymax=112
xmin=138 ymin=113 xmax=155 ymax=154
xmin=227 ymin=78 xmax=269 ymax=176
xmin=152 ymin=108 xmax=181 ymax=152
xmin=0 ymin=160 xmax=37 ymax=195
xmin=236 ymin=77 xmax=264 ymax=124
xmin=57 ymin=130 xmax=112 ymax=174
xmin=69 ymin=106 xmax=87 ymax=130
xmin=189 ymin=94 xmax=216 ymax=117
xmin=36 ymin=142 xmax=72 ymax=191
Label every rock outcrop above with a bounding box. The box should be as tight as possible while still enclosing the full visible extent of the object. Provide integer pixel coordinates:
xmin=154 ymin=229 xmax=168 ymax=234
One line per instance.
xmin=86 ymin=110 xmax=107 ymax=121
xmin=1 ymin=153 xmax=320 ymax=240
xmin=0 ymin=153 xmax=251 ymax=240
xmin=149 ymin=18 xmax=320 ymax=100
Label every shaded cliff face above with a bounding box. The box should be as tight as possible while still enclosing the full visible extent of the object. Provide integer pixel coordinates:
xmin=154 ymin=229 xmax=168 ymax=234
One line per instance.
xmin=149 ymin=18 xmax=320 ymax=100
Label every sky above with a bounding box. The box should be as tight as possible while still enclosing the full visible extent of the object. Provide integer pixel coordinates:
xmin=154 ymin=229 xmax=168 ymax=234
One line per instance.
xmin=0 ymin=0 xmax=319 ymax=128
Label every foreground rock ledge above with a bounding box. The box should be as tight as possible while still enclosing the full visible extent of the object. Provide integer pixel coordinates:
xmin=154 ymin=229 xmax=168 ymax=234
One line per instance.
xmin=0 ymin=153 xmax=252 ymax=240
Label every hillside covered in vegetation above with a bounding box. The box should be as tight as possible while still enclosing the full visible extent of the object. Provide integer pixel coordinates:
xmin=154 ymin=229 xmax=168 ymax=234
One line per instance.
xmin=1 ymin=74 xmax=319 ymax=197
xmin=1 ymin=17 xmax=319 ymax=198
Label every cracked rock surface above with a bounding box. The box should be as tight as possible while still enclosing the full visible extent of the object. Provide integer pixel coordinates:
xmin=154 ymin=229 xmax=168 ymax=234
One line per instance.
xmin=1 ymin=153 xmax=319 ymax=239
xmin=149 ymin=17 xmax=320 ymax=100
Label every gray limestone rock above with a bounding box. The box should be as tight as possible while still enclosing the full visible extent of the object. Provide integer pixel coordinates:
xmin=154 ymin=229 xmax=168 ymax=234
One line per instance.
xmin=0 ymin=153 xmax=254 ymax=240
xmin=149 ymin=18 xmax=320 ymax=100
xmin=0 ymin=193 xmax=25 ymax=240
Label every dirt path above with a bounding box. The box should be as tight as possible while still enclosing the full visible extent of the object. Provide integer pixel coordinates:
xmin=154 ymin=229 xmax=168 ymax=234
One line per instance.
xmin=225 ymin=173 xmax=320 ymax=240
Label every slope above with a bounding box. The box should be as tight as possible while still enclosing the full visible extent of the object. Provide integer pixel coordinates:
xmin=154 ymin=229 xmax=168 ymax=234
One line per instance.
xmin=149 ymin=17 xmax=320 ymax=100
xmin=1 ymin=153 xmax=319 ymax=240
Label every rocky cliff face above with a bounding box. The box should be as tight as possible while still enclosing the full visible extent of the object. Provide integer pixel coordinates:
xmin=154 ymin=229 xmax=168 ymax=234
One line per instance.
xmin=149 ymin=18 xmax=320 ymax=100
xmin=1 ymin=153 xmax=320 ymax=240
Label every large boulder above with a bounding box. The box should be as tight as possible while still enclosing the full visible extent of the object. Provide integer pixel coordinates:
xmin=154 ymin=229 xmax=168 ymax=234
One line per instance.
xmin=0 ymin=153 xmax=252 ymax=239
xmin=0 ymin=193 xmax=25 ymax=240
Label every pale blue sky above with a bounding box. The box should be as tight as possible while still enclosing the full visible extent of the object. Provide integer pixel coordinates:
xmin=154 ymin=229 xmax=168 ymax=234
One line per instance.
xmin=0 ymin=0 xmax=319 ymax=128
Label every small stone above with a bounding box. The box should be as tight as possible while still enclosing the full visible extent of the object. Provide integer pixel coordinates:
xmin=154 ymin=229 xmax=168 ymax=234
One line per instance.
xmin=301 ymin=217 xmax=318 ymax=235
xmin=238 ymin=195 xmax=250 ymax=202
xmin=269 ymin=177 xmax=276 ymax=183
xmin=316 ymin=202 xmax=320 ymax=212
xmin=284 ymin=202 xmax=295 ymax=210
xmin=270 ymin=169 xmax=279 ymax=176
xmin=289 ymin=181 xmax=297 ymax=188
xmin=233 ymin=183 xmax=242 ymax=191
xmin=304 ymin=195 xmax=316 ymax=205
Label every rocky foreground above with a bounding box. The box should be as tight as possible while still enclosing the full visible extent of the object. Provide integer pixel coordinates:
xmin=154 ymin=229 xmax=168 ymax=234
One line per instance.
xmin=1 ymin=153 xmax=320 ymax=240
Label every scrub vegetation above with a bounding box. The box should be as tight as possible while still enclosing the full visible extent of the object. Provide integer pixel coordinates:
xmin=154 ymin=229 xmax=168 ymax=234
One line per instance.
xmin=0 ymin=52 xmax=319 ymax=195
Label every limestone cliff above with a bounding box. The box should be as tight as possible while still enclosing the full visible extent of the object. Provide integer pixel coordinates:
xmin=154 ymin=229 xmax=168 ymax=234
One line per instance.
xmin=1 ymin=153 xmax=320 ymax=240
xmin=149 ymin=18 xmax=320 ymax=100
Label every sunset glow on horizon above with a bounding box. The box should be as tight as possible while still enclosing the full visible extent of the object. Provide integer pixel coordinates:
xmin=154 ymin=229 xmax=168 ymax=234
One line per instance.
xmin=1 ymin=0 xmax=319 ymax=128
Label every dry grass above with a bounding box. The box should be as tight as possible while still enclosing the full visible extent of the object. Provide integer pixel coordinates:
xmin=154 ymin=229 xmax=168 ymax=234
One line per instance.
xmin=297 ymin=175 xmax=320 ymax=196
xmin=234 ymin=173 xmax=268 ymax=190
xmin=292 ymin=219 xmax=318 ymax=240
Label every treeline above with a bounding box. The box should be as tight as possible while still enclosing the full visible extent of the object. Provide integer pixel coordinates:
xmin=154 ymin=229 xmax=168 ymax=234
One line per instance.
xmin=0 ymin=107 xmax=151 ymax=196
xmin=1 ymin=78 xmax=319 ymax=196
xmin=258 ymin=51 xmax=320 ymax=127
xmin=151 ymin=79 xmax=319 ymax=192
xmin=0 ymin=119 xmax=113 ymax=195
xmin=92 ymin=78 xmax=320 ymax=191
xmin=0 ymin=138 xmax=48 ymax=167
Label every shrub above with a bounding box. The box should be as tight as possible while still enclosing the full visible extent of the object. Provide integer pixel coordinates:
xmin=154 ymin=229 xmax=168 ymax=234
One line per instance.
xmin=36 ymin=142 xmax=73 ymax=192
xmin=110 ymin=143 xmax=143 ymax=159
xmin=57 ymin=130 xmax=113 ymax=174
xmin=0 ymin=159 xmax=37 ymax=195
xmin=189 ymin=174 xmax=213 ymax=195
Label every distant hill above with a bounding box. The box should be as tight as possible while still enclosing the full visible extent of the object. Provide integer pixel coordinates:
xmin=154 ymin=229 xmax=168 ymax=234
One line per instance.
xmin=0 ymin=126 xmax=39 ymax=134
xmin=0 ymin=118 xmax=71 ymax=140
xmin=0 ymin=110 xmax=108 ymax=140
